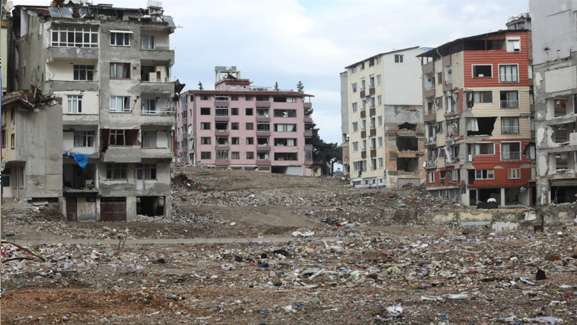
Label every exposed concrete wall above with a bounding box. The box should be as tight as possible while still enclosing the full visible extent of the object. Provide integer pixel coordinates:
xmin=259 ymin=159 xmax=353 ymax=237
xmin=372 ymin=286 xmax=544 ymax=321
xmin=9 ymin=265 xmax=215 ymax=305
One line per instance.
xmin=530 ymin=0 xmax=577 ymax=65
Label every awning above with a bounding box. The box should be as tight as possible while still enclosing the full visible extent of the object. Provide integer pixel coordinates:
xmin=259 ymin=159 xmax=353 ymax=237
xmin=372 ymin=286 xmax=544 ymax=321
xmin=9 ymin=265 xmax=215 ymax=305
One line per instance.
xmin=109 ymin=30 xmax=133 ymax=34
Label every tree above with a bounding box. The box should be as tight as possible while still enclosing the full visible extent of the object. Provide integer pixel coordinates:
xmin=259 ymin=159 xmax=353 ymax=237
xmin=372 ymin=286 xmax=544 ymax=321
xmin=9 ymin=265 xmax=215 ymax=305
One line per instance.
xmin=309 ymin=122 xmax=342 ymax=176
xmin=198 ymin=82 xmax=204 ymax=90
xmin=297 ymin=81 xmax=304 ymax=94
xmin=274 ymin=82 xmax=279 ymax=91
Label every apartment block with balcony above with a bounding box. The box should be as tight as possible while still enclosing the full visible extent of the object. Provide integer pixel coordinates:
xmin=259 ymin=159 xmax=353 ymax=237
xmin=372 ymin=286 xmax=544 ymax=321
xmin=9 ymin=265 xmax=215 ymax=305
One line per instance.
xmin=342 ymin=47 xmax=426 ymax=188
xmin=5 ymin=0 xmax=181 ymax=221
xmin=531 ymin=1 xmax=577 ymax=205
xmin=175 ymin=67 xmax=315 ymax=176
xmin=418 ymin=27 xmax=535 ymax=207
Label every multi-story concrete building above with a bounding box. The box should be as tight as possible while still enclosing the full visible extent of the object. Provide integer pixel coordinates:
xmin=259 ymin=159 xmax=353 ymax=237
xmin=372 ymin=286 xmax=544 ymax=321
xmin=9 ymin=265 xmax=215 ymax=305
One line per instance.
xmin=418 ymin=28 xmax=535 ymax=207
xmin=176 ymin=67 xmax=315 ymax=175
xmin=342 ymin=47 xmax=426 ymax=188
xmin=3 ymin=0 xmax=180 ymax=221
xmin=531 ymin=0 xmax=577 ymax=205
xmin=340 ymin=71 xmax=350 ymax=176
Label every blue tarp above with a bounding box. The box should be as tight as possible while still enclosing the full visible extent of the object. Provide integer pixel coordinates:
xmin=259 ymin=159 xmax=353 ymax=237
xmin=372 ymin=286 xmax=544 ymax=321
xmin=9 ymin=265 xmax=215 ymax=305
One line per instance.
xmin=73 ymin=153 xmax=89 ymax=169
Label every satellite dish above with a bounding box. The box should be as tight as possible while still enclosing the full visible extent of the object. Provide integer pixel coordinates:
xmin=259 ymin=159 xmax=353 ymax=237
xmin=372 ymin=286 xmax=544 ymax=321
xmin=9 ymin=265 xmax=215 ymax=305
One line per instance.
xmin=7 ymin=1 xmax=14 ymax=9
xmin=519 ymin=187 xmax=527 ymax=194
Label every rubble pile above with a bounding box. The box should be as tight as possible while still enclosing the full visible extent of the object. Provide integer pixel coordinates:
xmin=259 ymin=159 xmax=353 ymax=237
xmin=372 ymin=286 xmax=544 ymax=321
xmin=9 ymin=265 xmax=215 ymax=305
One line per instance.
xmin=3 ymin=228 xmax=577 ymax=324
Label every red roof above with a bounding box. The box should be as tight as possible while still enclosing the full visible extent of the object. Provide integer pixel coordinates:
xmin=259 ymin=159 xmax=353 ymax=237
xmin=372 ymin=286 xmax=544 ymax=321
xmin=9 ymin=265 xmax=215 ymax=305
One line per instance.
xmin=186 ymin=90 xmax=314 ymax=97
xmin=1 ymin=91 xmax=37 ymax=109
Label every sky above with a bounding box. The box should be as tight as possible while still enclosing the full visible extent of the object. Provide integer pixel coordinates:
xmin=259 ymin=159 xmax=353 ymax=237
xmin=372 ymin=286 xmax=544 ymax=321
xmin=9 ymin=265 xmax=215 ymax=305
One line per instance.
xmin=12 ymin=0 xmax=530 ymax=144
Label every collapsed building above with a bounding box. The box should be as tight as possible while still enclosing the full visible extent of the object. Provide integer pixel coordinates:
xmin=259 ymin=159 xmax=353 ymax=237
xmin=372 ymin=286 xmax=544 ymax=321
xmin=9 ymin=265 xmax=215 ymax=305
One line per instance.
xmin=2 ymin=0 xmax=183 ymax=221
xmin=531 ymin=0 xmax=577 ymax=205
xmin=341 ymin=47 xmax=427 ymax=188
xmin=418 ymin=22 xmax=536 ymax=207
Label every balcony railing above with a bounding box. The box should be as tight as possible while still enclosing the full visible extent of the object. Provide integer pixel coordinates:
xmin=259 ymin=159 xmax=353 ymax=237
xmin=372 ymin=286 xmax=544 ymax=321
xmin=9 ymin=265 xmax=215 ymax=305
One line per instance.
xmin=502 ymin=152 xmax=521 ymax=161
xmin=501 ymin=126 xmax=520 ymax=134
xmin=501 ymin=100 xmax=519 ymax=109
xmin=425 ymin=85 xmax=435 ymax=91
xmin=216 ymin=128 xmax=229 ymax=132
xmin=142 ymin=109 xmax=173 ymax=116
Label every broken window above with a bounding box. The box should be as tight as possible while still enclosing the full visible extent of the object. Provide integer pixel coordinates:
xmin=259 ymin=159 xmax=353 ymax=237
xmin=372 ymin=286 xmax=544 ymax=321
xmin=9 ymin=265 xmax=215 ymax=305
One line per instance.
xmin=501 ymin=117 xmax=520 ymax=134
xmin=446 ymin=120 xmax=459 ymax=139
xmin=474 ymin=91 xmax=493 ymax=103
xmin=397 ymin=158 xmax=419 ymax=172
xmin=398 ymin=123 xmax=417 ymax=132
xmin=466 ymin=117 xmax=496 ymax=136
xmin=501 ymin=142 xmax=521 ymax=161
xmin=478 ymin=188 xmax=501 ymax=204
xmin=110 ymin=130 xmax=125 ymax=145
xmin=141 ymin=66 xmax=155 ymax=82
xmin=500 ymin=91 xmax=519 ymax=108
xmin=473 ymin=65 xmax=492 ymax=78
xmin=257 ymin=137 xmax=269 ymax=146
xmin=257 ymin=109 xmax=270 ymax=117
xmin=552 ymin=186 xmax=577 ymax=203
xmin=397 ymin=137 xmax=418 ymax=151
xmin=216 ymin=137 xmax=229 ymax=146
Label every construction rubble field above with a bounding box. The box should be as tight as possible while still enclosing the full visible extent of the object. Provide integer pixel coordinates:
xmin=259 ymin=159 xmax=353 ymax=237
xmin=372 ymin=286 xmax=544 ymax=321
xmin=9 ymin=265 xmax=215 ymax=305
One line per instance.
xmin=2 ymin=167 xmax=577 ymax=324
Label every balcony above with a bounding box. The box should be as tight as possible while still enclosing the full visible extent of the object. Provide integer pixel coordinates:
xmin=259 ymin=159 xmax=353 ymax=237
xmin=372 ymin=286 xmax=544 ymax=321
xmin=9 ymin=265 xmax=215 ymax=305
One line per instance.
xmin=304 ymin=117 xmax=313 ymax=123
xmin=141 ymin=147 xmax=173 ymax=159
xmin=216 ymin=160 xmax=230 ymax=166
xmin=502 ymin=152 xmax=521 ymax=161
xmin=256 ymin=101 xmax=271 ymax=108
xmin=361 ymin=150 xmax=367 ymax=159
xmin=140 ymin=49 xmax=175 ymax=66
xmin=215 ymin=129 xmax=229 ymax=136
xmin=102 ymin=146 xmax=142 ymax=163
xmin=360 ymin=110 xmax=366 ymax=119
xmin=215 ymin=114 xmax=230 ymax=122
xmin=257 ymin=159 xmax=272 ymax=166
xmin=214 ymin=100 xmax=230 ymax=107
xmin=500 ymin=100 xmax=519 ymax=109
xmin=370 ymin=108 xmax=376 ymax=116
xmin=369 ymin=86 xmax=376 ymax=96
xmin=141 ymin=112 xmax=174 ymax=126
xmin=304 ymin=130 xmax=313 ymax=137
xmin=47 ymin=47 xmax=99 ymax=60
xmin=371 ymin=149 xmax=377 ymax=158
xmin=361 ymin=131 xmax=367 ymax=138
xmin=360 ymin=88 xmax=366 ymax=98
xmin=140 ymin=82 xmax=173 ymax=95
xmin=303 ymin=102 xmax=312 ymax=109
xmin=49 ymin=80 xmax=98 ymax=92
xmin=370 ymin=129 xmax=376 ymax=137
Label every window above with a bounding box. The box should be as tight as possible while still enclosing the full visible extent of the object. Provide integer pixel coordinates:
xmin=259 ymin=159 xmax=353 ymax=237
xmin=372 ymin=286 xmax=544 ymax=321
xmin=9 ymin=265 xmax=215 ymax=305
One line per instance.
xmin=437 ymin=121 xmax=444 ymax=134
xmin=180 ymin=95 xmax=188 ymax=105
xmin=351 ymin=83 xmax=357 ymax=93
xmin=231 ymin=137 xmax=240 ymax=145
xmin=231 ymin=123 xmax=239 ymax=130
xmin=274 ymin=153 xmax=298 ymax=161
xmin=256 ymin=96 xmax=269 ymax=102
xmin=138 ymin=164 xmax=157 ymax=179
xmin=10 ymin=133 xmax=15 ymax=148
xmin=246 ymin=108 xmax=253 ymax=116
xmin=506 ymin=37 xmax=521 ymax=52
xmin=74 ymin=131 xmax=95 ymax=147
xmin=500 ymin=91 xmax=519 ymax=108
xmin=1 ymin=130 xmax=5 ymax=148
xmin=258 ymin=109 xmax=270 ymax=117
xmin=231 ymin=95 xmax=239 ymax=101
xmin=377 ymin=95 xmax=382 ymax=106
xmin=257 ymin=152 xmax=270 ymax=160
xmin=352 ymin=103 xmax=358 ymax=112
xmin=246 ymin=123 xmax=254 ymax=130
xmin=437 ymin=72 xmax=443 ymax=84
xmin=245 ymin=96 xmax=253 ymax=101
xmin=142 ymin=99 xmax=156 ymax=114
xmin=216 ymin=150 xmax=229 ymax=161
xmin=257 ymin=122 xmax=271 ymax=132
xmin=274 ymin=138 xmax=297 ymax=146
xmin=231 ymin=108 xmax=239 ymax=116
xmin=141 ymin=35 xmax=155 ymax=49
xmin=246 ymin=152 xmax=254 ymax=159
xmin=473 ymin=65 xmax=492 ymax=78
xmin=201 ymin=137 xmax=211 ymax=145
xmin=142 ymin=131 xmax=156 ymax=148
xmin=67 ymin=95 xmax=83 ymax=114
xmin=377 ymin=116 xmax=382 ymax=126
xmin=73 ymin=65 xmax=94 ymax=81
xmin=215 ymin=107 xmax=229 ymax=116
xmin=106 ymin=164 xmax=127 ymax=179
xmin=109 ymin=130 xmax=126 ymax=145
xmin=475 ymin=143 xmax=495 ymax=155
xmin=275 ymin=124 xmax=296 ymax=132
xmin=201 ymin=152 xmax=211 ymax=159
xmin=499 ymin=65 xmax=519 ymax=83
xmin=352 ymin=142 xmax=358 ymax=152
xmin=110 ymin=63 xmax=131 ymax=79
xmin=110 ymin=96 xmax=130 ymax=112
xmin=377 ymin=74 xmax=381 ymax=85
xmin=110 ymin=32 xmax=131 ymax=46
xmin=474 ymin=91 xmax=493 ymax=103
xmin=394 ymin=54 xmax=403 ymax=63
xmin=201 ymin=95 xmax=210 ymax=100
xmin=448 ymin=170 xmax=460 ymax=182
xmin=501 ymin=117 xmax=520 ymax=134
xmin=273 ymin=110 xmax=296 ymax=117
xmin=378 ymin=137 xmax=383 ymax=147
xmin=201 ymin=122 xmax=211 ymax=130
xmin=231 ymin=152 xmax=240 ymax=160
xmin=475 ymin=169 xmax=494 ymax=180
xmin=51 ymin=25 xmax=98 ymax=48
xmin=201 ymin=108 xmax=210 ymax=115
xmin=351 ymin=67 xmax=357 ymax=73
xmin=378 ymin=158 xmax=383 ymax=168
xmin=501 ymin=142 xmax=521 ymax=161
xmin=508 ymin=168 xmax=521 ymax=179
xmin=428 ymin=172 xmax=435 ymax=183
xmin=352 ymin=122 xmax=358 ymax=132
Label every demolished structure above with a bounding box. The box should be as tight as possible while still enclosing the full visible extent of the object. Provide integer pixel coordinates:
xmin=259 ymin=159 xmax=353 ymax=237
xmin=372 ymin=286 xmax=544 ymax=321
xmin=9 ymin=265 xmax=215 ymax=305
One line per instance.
xmin=342 ymin=47 xmax=426 ymax=188
xmin=175 ymin=67 xmax=316 ymax=176
xmin=2 ymin=0 xmax=181 ymax=221
xmin=418 ymin=25 xmax=535 ymax=207
xmin=530 ymin=0 xmax=577 ymax=205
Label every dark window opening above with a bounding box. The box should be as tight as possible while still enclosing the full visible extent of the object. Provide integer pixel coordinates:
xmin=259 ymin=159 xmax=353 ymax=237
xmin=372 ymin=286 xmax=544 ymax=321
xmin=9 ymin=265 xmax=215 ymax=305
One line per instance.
xmin=141 ymin=66 xmax=155 ymax=82
xmin=215 ymin=122 xmax=228 ymax=131
xmin=464 ymin=40 xmax=505 ymax=51
xmin=467 ymin=117 xmax=496 ymax=136
xmin=478 ymin=188 xmax=501 ymax=205
xmin=473 ymin=65 xmax=492 ymax=78
xmin=246 ymin=108 xmax=253 ymax=116
xmin=397 ymin=137 xmax=418 ymax=151
xmin=274 ymin=97 xmax=287 ymax=102
xmin=137 ymin=196 xmax=165 ymax=217
xmin=201 ymin=107 xmax=210 ymax=115
xmin=398 ymin=123 xmax=417 ymax=132
xmin=257 ymin=137 xmax=269 ymax=146
xmin=397 ymin=158 xmax=419 ymax=172
xmin=552 ymin=186 xmax=577 ymax=204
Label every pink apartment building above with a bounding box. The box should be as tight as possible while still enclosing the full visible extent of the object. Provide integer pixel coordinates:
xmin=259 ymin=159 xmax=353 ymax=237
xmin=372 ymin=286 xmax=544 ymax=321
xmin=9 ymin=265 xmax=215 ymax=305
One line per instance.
xmin=175 ymin=67 xmax=316 ymax=176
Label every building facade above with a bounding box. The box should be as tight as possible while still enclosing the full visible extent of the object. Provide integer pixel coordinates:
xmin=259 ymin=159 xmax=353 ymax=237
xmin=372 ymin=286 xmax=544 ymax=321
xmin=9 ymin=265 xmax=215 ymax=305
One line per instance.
xmin=3 ymin=0 xmax=179 ymax=221
xmin=530 ymin=0 xmax=577 ymax=205
xmin=418 ymin=28 xmax=536 ymax=207
xmin=175 ymin=67 xmax=315 ymax=175
xmin=342 ymin=47 xmax=426 ymax=188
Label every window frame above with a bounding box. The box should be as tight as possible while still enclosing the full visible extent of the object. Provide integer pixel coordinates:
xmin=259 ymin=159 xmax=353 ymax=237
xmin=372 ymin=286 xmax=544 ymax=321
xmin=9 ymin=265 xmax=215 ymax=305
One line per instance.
xmin=474 ymin=91 xmax=493 ymax=103
xmin=498 ymin=64 xmax=519 ymax=83
xmin=74 ymin=130 xmax=95 ymax=147
xmin=110 ymin=63 xmax=131 ymax=79
xmin=472 ymin=64 xmax=493 ymax=78
xmin=508 ymin=168 xmax=521 ymax=179
xmin=73 ymin=65 xmax=95 ymax=81
xmin=110 ymin=96 xmax=131 ymax=112
xmin=110 ymin=32 xmax=131 ymax=46
xmin=141 ymin=34 xmax=156 ymax=49
xmin=475 ymin=169 xmax=495 ymax=180
xmin=51 ymin=25 xmax=99 ymax=48
xmin=106 ymin=163 xmax=127 ymax=180
xmin=67 ymin=95 xmax=83 ymax=114
xmin=394 ymin=54 xmax=404 ymax=63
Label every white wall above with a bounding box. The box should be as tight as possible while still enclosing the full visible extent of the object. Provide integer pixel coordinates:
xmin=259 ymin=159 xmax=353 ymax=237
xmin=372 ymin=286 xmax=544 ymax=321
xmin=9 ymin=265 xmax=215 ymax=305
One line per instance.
xmin=530 ymin=0 xmax=577 ymax=65
xmin=57 ymin=91 xmax=99 ymax=115
xmin=383 ymin=47 xmax=426 ymax=105
xmin=46 ymin=59 xmax=99 ymax=81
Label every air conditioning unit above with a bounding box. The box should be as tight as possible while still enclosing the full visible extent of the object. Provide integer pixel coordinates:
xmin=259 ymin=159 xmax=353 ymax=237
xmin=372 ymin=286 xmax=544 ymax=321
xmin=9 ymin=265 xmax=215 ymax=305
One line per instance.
xmin=468 ymin=154 xmax=474 ymax=161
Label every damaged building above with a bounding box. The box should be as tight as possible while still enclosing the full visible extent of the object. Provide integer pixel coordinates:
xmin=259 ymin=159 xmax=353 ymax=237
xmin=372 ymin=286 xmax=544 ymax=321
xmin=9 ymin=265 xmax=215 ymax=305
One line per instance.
xmin=175 ymin=67 xmax=315 ymax=176
xmin=418 ymin=22 xmax=536 ymax=207
xmin=2 ymin=0 xmax=181 ymax=221
xmin=341 ymin=47 xmax=427 ymax=188
xmin=531 ymin=0 xmax=577 ymax=205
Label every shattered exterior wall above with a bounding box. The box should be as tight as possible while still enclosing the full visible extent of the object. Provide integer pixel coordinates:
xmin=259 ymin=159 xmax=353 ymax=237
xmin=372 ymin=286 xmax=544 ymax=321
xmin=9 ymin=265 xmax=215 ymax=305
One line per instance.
xmin=345 ymin=47 xmax=426 ymax=188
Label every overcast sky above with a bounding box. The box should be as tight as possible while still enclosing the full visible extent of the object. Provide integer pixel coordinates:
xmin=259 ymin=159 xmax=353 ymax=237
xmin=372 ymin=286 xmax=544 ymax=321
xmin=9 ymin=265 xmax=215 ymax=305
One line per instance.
xmin=13 ymin=0 xmax=530 ymax=144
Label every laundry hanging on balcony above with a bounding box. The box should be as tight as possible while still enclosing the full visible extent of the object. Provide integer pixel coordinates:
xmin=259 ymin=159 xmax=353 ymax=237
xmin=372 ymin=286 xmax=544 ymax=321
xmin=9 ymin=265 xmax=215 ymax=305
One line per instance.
xmin=466 ymin=118 xmax=479 ymax=132
xmin=73 ymin=153 xmax=89 ymax=169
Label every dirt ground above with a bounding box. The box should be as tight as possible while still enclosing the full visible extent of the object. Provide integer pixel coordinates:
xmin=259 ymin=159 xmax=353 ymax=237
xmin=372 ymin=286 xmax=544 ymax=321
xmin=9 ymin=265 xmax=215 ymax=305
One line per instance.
xmin=2 ymin=167 xmax=577 ymax=324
